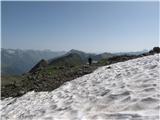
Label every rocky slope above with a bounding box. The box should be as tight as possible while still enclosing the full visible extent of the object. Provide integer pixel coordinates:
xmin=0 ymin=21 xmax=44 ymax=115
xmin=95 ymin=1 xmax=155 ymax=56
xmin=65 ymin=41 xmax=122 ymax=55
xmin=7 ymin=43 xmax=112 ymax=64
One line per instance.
xmin=1 ymin=54 xmax=159 ymax=120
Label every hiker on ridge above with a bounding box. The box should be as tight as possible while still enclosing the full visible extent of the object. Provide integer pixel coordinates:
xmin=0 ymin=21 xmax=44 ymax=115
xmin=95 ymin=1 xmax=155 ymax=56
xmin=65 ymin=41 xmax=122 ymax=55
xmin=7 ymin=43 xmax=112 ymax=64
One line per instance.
xmin=88 ymin=57 xmax=92 ymax=65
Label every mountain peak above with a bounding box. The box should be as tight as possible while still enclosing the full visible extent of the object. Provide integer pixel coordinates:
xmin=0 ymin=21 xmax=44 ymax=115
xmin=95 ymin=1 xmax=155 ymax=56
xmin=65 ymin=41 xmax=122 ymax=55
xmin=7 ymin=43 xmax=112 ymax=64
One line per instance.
xmin=69 ymin=49 xmax=84 ymax=54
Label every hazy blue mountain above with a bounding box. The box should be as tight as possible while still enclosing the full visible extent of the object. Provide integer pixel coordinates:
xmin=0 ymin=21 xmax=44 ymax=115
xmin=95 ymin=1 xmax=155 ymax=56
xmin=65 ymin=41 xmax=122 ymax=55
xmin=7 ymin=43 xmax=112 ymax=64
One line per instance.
xmin=1 ymin=48 xmax=66 ymax=75
xmin=114 ymin=49 xmax=149 ymax=55
xmin=1 ymin=48 xmax=114 ymax=75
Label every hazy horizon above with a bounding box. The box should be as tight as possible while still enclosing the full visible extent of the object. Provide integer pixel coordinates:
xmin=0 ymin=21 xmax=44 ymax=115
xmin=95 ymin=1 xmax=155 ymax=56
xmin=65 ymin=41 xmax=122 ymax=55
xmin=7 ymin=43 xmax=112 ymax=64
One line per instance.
xmin=2 ymin=47 xmax=150 ymax=54
xmin=2 ymin=1 xmax=159 ymax=53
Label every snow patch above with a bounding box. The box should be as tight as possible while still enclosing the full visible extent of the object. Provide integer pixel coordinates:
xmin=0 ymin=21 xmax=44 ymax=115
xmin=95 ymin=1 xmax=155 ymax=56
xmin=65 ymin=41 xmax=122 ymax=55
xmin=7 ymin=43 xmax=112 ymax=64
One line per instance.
xmin=1 ymin=54 xmax=160 ymax=120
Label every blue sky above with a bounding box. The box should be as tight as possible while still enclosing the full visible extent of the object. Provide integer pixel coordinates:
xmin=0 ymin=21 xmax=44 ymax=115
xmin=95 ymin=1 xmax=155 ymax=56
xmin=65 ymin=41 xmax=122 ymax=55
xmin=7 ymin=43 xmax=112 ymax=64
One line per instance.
xmin=1 ymin=1 xmax=159 ymax=53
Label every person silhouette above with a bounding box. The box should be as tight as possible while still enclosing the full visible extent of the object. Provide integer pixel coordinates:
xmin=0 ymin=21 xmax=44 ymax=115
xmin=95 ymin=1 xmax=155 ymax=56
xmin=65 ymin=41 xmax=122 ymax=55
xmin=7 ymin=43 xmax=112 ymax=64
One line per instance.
xmin=88 ymin=57 xmax=92 ymax=65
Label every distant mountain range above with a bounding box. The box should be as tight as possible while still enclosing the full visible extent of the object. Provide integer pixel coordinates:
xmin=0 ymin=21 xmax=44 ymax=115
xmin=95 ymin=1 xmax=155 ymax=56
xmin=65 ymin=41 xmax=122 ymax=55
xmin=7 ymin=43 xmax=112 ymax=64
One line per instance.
xmin=1 ymin=48 xmax=148 ymax=75
xmin=1 ymin=48 xmax=66 ymax=75
xmin=114 ymin=49 xmax=149 ymax=55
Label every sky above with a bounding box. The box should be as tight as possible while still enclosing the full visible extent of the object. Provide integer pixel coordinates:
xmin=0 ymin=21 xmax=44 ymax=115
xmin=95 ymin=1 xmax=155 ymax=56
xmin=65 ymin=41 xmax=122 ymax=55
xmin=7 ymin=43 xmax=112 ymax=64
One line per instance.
xmin=1 ymin=1 xmax=159 ymax=53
